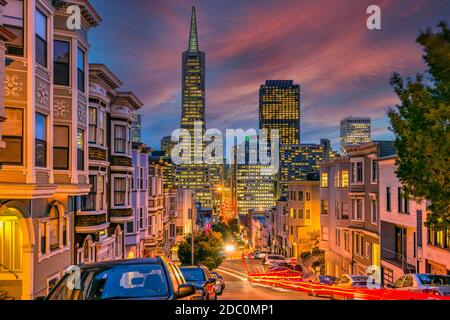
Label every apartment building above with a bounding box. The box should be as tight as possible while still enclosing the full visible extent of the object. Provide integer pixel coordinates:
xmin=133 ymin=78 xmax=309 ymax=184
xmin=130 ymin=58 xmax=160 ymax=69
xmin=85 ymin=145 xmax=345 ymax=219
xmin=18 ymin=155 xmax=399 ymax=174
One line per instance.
xmin=379 ymin=155 xmax=450 ymax=285
xmin=174 ymin=189 xmax=196 ymax=246
xmin=346 ymin=141 xmax=395 ymax=275
xmin=273 ymin=197 xmax=288 ymax=256
xmin=145 ymin=154 xmax=165 ymax=257
xmin=319 ymin=157 xmax=353 ymax=277
xmin=287 ymin=181 xmax=320 ymax=258
xmin=0 ymin=0 xmax=100 ymax=299
xmin=124 ymin=142 xmax=148 ymax=259
xmin=163 ymin=188 xmax=177 ymax=259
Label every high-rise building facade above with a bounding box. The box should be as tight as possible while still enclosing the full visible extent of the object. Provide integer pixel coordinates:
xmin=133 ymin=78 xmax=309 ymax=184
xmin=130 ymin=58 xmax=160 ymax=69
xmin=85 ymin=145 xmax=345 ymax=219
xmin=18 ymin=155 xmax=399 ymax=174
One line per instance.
xmin=259 ymin=80 xmax=300 ymax=145
xmin=131 ymin=113 xmax=142 ymax=143
xmin=340 ymin=116 xmax=371 ymax=155
xmin=175 ymin=7 xmax=211 ymax=208
xmin=278 ymin=141 xmax=335 ymax=198
xmin=233 ymin=141 xmax=275 ymax=216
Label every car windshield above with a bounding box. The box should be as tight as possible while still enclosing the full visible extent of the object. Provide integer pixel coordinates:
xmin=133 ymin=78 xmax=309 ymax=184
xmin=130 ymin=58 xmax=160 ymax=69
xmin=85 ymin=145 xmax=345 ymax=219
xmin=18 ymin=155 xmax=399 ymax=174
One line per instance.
xmin=268 ymin=255 xmax=285 ymax=260
xmin=418 ymin=275 xmax=450 ymax=286
xmin=48 ymin=264 xmax=169 ymax=300
xmin=180 ymin=268 xmax=205 ymax=282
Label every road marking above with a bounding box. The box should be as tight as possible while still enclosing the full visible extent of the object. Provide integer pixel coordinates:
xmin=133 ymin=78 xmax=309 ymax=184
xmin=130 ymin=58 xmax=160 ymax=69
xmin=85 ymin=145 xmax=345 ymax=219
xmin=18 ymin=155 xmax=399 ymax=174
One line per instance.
xmin=217 ymin=266 xmax=249 ymax=277
xmin=216 ymin=268 xmax=248 ymax=281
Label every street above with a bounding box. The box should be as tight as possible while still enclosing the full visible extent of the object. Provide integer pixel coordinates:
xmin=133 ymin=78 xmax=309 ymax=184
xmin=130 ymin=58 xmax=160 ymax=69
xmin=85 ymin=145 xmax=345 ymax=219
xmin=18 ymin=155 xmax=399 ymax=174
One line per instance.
xmin=216 ymin=260 xmax=326 ymax=300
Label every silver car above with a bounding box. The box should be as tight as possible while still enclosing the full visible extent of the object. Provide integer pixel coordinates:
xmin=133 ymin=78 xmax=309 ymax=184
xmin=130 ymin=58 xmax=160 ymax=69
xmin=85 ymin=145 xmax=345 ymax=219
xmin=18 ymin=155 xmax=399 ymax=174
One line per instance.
xmin=389 ymin=274 xmax=450 ymax=296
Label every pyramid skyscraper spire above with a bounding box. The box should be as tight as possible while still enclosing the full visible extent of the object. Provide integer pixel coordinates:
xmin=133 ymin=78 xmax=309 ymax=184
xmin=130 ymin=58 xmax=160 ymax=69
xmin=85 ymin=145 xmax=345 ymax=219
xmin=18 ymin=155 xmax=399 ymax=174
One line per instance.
xmin=188 ymin=6 xmax=199 ymax=52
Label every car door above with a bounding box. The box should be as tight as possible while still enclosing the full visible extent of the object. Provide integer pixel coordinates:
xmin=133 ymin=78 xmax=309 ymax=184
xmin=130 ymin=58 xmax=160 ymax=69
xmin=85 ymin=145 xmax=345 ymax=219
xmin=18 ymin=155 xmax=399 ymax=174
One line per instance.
xmin=202 ymin=268 xmax=215 ymax=299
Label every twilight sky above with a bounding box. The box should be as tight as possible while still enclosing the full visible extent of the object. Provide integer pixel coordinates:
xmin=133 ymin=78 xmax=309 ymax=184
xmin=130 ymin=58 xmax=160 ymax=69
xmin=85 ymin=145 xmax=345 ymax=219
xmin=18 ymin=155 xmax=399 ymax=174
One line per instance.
xmin=89 ymin=0 xmax=450 ymax=151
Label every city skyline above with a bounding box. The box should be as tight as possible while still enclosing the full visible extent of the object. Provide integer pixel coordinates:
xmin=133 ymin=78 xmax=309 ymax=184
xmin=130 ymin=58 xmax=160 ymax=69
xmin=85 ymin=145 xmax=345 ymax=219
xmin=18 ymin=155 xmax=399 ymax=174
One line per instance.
xmin=89 ymin=0 xmax=450 ymax=151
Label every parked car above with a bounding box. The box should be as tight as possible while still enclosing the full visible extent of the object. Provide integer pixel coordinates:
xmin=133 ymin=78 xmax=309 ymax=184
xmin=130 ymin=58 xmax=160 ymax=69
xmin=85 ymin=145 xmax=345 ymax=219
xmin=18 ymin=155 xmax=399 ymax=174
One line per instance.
xmin=262 ymin=254 xmax=287 ymax=266
xmin=307 ymin=275 xmax=337 ymax=297
xmin=38 ymin=257 xmax=195 ymax=300
xmin=211 ymin=271 xmax=225 ymax=295
xmin=331 ymin=274 xmax=381 ymax=300
xmin=179 ymin=265 xmax=217 ymax=300
xmin=388 ymin=274 xmax=450 ymax=296
xmin=311 ymin=275 xmax=337 ymax=285
xmin=254 ymin=251 xmax=267 ymax=260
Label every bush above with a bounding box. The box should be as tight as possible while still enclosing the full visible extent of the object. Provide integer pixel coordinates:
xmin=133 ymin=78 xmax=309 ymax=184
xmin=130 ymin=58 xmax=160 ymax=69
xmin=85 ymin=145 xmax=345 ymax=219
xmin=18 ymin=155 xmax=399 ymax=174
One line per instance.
xmin=300 ymin=251 xmax=311 ymax=260
xmin=177 ymin=231 xmax=225 ymax=270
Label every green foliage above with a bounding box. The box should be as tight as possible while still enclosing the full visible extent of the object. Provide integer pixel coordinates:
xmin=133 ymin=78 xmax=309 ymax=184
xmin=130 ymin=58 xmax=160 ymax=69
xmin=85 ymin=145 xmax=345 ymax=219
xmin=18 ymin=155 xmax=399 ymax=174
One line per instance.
xmin=212 ymin=218 xmax=240 ymax=243
xmin=177 ymin=231 xmax=225 ymax=270
xmin=388 ymin=21 xmax=450 ymax=229
xmin=300 ymin=251 xmax=311 ymax=260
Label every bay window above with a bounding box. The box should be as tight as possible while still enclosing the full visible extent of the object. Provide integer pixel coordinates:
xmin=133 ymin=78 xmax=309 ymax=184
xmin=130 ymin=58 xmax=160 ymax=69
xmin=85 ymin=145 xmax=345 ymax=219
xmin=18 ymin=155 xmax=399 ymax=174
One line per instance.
xmin=0 ymin=108 xmax=23 ymax=165
xmin=351 ymin=161 xmax=363 ymax=183
xmin=53 ymin=125 xmax=69 ymax=170
xmin=352 ymin=198 xmax=363 ymax=220
xmin=341 ymin=170 xmax=349 ymax=188
xmin=49 ymin=206 xmax=60 ymax=251
xmin=114 ymin=125 xmax=127 ymax=154
xmin=35 ymin=113 xmax=47 ymax=167
xmin=98 ymin=110 xmax=105 ymax=146
xmin=82 ymin=175 xmax=96 ymax=211
xmin=88 ymin=107 xmax=97 ymax=143
xmin=54 ymin=40 xmax=70 ymax=86
xmin=35 ymin=9 xmax=47 ymax=67
xmin=98 ymin=175 xmax=105 ymax=210
xmin=77 ymin=48 xmax=85 ymax=92
xmin=114 ymin=177 xmax=126 ymax=206
xmin=4 ymin=0 xmax=24 ymax=56
xmin=77 ymin=129 xmax=85 ymax=171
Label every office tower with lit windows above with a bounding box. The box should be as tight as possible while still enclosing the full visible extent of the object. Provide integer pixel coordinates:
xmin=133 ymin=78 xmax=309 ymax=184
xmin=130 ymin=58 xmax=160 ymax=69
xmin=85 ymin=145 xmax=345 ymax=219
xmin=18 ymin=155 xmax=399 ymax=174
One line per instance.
xmin=259 ymin=80 xmax=300 ymax=145
xmin=131 ymin=113 xmax=142 ymax=143
xmin=175 ymin=7 xmax=212 ymax=208
xmin=279 ymin=143 xmax=326 ymax=198
xmin=232 ymin=140 xmax=276 ymax=216
xmin=340 ymin=116 xmax=371 ymax=155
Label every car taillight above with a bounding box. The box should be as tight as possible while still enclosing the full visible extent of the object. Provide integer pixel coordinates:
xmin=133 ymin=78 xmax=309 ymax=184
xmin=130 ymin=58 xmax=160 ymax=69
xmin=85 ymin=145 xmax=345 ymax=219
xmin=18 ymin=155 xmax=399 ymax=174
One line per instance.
xmin=423 ymin=289 xmax=441 ymax=296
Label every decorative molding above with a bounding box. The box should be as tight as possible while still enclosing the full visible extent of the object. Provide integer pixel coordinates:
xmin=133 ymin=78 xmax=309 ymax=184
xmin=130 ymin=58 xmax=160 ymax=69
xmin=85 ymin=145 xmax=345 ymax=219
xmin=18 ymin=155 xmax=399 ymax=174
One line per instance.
xmin=5 ymin=74 xmax=23 ymax=98
xmin=54 ymin=99 xmax=70 ymax=119
xmin=78 ymin=103 xmax=86 ymax=123
xmin=36 ymin=80 xmax=50 ymax=106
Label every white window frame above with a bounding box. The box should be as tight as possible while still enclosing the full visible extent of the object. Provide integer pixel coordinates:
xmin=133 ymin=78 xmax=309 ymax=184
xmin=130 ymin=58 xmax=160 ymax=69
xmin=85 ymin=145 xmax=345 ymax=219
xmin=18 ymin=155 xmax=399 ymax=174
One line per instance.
xmin=351 ymin=198 xmax=364 ymax=221
xmin=370 ymin=158 xmax=378 ymax=184
xmin=350 ymin=158 xmax=364 ymax=184
xmin=371 ymin=199 xmax=378 ymax=225
xmin=111 ymin=120 xmax=132 ymax=157
xmin=111 ymin=174 xmax=132 ymax=209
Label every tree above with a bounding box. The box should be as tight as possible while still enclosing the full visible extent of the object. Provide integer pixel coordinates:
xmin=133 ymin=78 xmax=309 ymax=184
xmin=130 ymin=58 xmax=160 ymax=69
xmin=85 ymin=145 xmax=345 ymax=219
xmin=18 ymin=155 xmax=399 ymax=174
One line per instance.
xmin=388 ymin=21 xmax=450 ymax=229
xmin=212 ymin=217 xmax=241 ymax=243
xmin=177 ymin=231 xmax=225 ymax=270
xmin=299 ymin=230 xmax=321 ymax=253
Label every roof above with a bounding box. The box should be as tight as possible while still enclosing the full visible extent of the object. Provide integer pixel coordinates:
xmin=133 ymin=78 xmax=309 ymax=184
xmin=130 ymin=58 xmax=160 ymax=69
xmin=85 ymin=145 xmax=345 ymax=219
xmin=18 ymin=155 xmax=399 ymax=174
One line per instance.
xmin=114 ymin=92 xmax=144 ymax=110
xmin=89 ymin=64 xmax=123 ymax=90
xmin=79 ymin=258 xmax=160 ymax=270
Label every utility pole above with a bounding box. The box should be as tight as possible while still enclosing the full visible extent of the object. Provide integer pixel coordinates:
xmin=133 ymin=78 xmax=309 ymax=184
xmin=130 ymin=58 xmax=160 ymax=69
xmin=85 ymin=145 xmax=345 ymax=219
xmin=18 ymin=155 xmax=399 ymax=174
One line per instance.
xmin=191 ymin=208 xmax=194 ymax=265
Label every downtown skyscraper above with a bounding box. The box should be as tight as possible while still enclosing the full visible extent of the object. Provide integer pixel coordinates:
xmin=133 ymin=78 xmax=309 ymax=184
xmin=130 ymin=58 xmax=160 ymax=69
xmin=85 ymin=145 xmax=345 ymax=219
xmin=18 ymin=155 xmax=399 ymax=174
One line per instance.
xmin=259 ymin=80 xmax=301 ymax=145
xmin=340 ymin=116 xmax=371 ymax=155
xmin=175 ymin=7 xmax=212 ymax=208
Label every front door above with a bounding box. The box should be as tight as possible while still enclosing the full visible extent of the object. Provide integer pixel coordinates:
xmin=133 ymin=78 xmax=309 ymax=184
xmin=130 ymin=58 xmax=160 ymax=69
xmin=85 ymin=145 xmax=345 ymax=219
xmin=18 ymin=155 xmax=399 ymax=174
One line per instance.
xmin=0 ymin=213 xmax=22 ymax=278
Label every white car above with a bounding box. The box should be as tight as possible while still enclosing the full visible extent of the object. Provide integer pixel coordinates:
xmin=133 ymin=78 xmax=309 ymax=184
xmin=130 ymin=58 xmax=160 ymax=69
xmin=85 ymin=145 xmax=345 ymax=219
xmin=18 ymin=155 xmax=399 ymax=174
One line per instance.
xmin=262 ymin=254 xmax=287 ymax=266
xmin=331 ymin=274 xmax=381 ymax=300
xmin=388 ymin=274 xmax=450 ymax=296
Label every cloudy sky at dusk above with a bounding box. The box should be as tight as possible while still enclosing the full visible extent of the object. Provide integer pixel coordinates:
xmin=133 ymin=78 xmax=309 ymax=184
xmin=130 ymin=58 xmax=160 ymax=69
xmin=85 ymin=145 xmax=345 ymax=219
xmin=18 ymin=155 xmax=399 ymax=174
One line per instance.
xmin=89 ymin=0 xmax=450 ymax=151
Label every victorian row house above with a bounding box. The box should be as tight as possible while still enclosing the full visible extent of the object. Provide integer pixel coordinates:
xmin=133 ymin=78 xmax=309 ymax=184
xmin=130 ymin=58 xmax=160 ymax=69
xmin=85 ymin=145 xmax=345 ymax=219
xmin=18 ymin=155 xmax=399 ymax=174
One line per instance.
xmin=319 ymin=141 xmax=449 ymax=282
xmin=0 ymin=0 xmax=101 ymax=300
